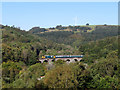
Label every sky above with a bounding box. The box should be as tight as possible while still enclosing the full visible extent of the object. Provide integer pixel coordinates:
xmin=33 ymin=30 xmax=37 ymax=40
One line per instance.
xmin=2 ymin=2 xmax=118 ymax=31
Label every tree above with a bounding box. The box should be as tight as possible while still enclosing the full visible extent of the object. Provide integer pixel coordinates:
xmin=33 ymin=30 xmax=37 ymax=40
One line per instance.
xmin=43 ymin=64 xmax=77 ymax=88
xmin=88 ymin=74 xmax=119 ymax=88
xmin=43 ymin=63 xmax=90 ymax=88
xmin=104 ymin=24 xmax=107 ymax=26
xmin=2 ymin=61 xmax=22 ymax=87
xmin=86 ymin=23 xmax=89 ymax=26
xmin=12 ymin=63 xmax=46 ymax=88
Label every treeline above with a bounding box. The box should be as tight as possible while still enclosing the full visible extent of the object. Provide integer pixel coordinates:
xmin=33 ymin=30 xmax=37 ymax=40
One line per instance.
xmin=53 ymin=25 xmax=92 ymax=31
xmin=29 ymin=25 xmax=92 ymax=34
xmin=29 ymin=27 xmax=48 ymax=34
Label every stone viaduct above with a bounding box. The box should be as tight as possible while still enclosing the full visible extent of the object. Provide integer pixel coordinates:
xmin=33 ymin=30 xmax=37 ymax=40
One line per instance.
xmin=39 ymin=55 xmax=83 ymax=63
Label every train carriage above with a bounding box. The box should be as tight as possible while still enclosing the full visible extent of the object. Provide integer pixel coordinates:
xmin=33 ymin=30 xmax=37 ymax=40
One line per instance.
xmin=42 ymin=55 xmax=83 ymax=59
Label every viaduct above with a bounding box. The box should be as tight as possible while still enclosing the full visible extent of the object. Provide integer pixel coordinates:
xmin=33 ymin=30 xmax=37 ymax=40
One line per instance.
xmin=39 ymin=55 xmax=83 ymax=63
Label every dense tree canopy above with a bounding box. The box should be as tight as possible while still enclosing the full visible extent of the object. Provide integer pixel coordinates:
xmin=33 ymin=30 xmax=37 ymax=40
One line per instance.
xmin=1 ymin=25 xmax=119 ymax=89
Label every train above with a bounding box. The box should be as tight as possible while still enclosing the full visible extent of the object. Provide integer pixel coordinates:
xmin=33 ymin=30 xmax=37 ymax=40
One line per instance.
xmin=42 ymin=55 xmax=83 ymax=59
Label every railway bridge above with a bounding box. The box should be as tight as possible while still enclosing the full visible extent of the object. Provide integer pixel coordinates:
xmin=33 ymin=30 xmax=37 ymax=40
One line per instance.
xmin=39 ymin=55 xmax=83 ymax=63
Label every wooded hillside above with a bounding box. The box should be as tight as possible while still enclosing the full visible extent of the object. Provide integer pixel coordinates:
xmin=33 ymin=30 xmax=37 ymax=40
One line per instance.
xmin=1 ymin=25 xmax=119 ymax=89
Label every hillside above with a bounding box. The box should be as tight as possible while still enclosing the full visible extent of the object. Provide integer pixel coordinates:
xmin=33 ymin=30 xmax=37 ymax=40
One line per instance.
xmin=1 ymin=24 xmax=119 ymax=89
xmin=29 ymin=25 xmax=118 ymax=48
xmin=2 ymin=25 xmax=76 ymax=65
